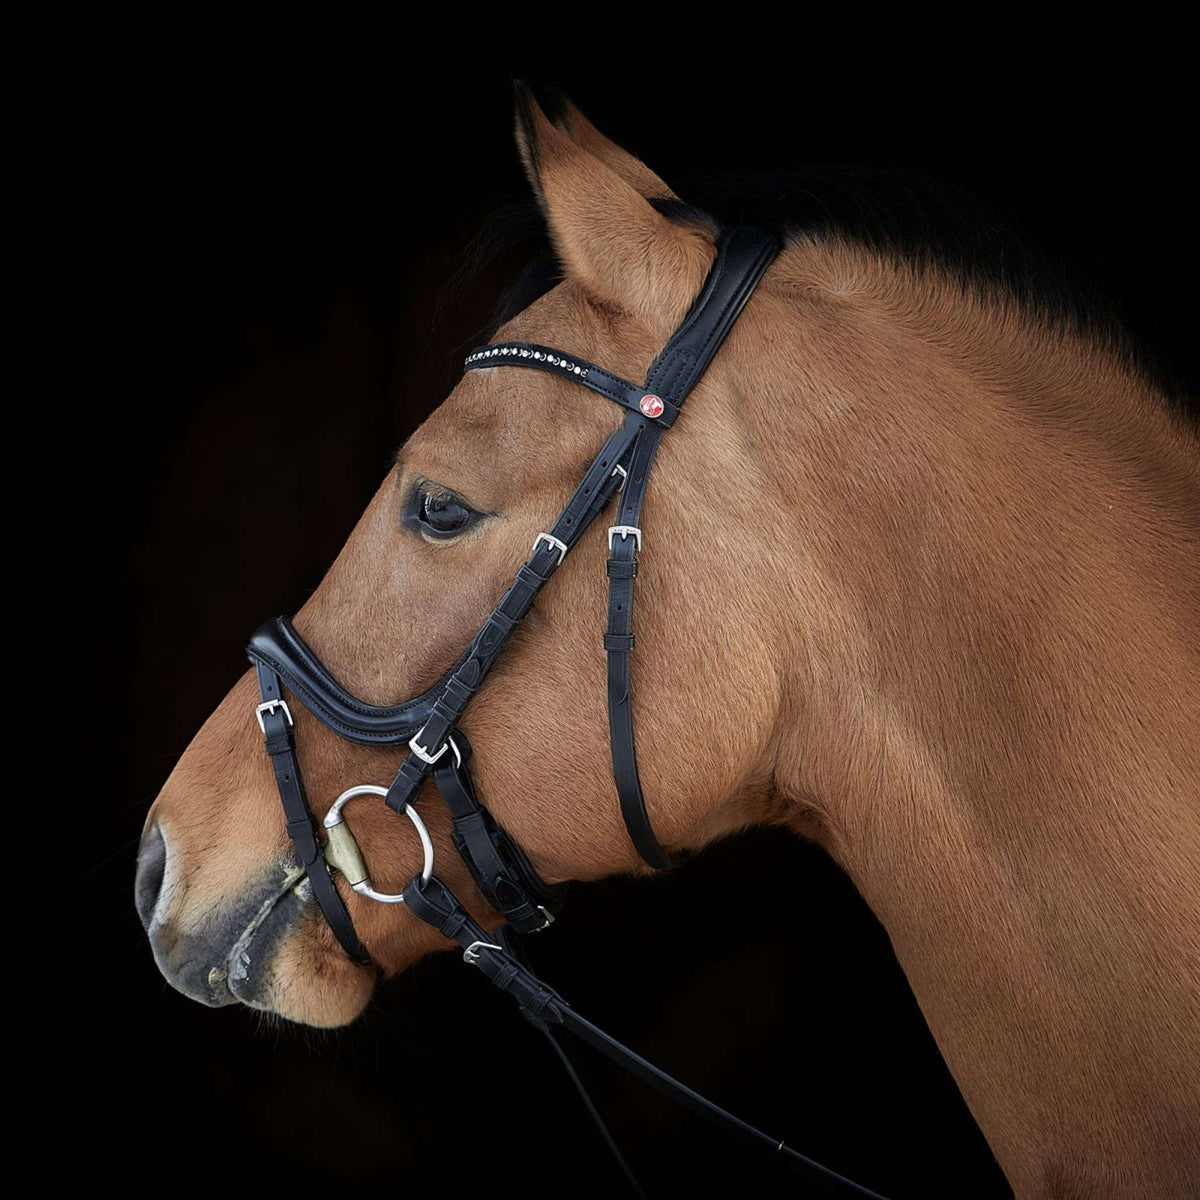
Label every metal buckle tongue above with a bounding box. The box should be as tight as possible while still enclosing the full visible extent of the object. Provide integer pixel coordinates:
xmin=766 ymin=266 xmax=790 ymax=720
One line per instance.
xmin=255 ymin=698 xmax=293 ymax=733
xmin=532 ymin=531 xmax=568 ymax=566
xmin=463 ymin=940 xmax=502 ymax=965
xmin=408 ymin=726 xmax=464 ymax=767
xmin=607 ymin=525 xmax=642 ymax=551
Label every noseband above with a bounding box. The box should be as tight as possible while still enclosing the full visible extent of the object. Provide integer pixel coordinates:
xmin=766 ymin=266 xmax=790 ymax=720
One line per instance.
xmin=244 ymin=227 xmax=888 ymax=1198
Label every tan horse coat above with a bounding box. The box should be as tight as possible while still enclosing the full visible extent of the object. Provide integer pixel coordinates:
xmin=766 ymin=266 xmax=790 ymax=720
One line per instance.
xmin=142 ymin=94 xmax=1200 ymax=1197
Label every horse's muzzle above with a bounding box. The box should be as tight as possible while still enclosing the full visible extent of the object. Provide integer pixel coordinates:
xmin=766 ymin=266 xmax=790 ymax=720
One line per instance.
xmin=137 ymin=820 xmax=308 ymax=1009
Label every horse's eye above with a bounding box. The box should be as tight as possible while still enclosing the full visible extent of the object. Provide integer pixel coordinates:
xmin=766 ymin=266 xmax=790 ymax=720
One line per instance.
xmin=416 ymin=490 xmax=477 ymax=538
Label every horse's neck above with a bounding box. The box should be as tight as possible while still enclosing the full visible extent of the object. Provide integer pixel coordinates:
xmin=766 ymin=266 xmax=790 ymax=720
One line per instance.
xmin=766 ymin=243 xmax=1200 ymax=849
xmin=760 ymin=243 xmax=1200 ymax=1187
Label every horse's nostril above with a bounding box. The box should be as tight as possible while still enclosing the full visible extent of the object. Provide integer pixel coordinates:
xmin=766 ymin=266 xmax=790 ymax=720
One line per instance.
xmin=135 ymin=821 xmax=168 ymax=931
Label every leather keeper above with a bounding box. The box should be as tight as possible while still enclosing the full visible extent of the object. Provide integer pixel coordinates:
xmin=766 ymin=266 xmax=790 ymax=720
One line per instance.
xmin=385 ymin=756 xmax=428 ymax=813
xmin=263 ymin=731 xmax=294 ymax=756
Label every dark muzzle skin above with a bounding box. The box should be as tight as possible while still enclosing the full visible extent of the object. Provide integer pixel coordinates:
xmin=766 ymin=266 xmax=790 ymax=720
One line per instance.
xmin=136 ymin=819 xmax=310 ymax=1009
xmin=134 ymin=821 xmax=167 ymax=932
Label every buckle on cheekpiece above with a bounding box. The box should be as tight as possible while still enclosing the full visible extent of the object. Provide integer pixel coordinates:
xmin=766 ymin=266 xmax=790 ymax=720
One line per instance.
xmin=531 ymin=532 xmax=568 ymax=565
xmin=255 ymin=699 xmax=293 ymax=732
xmin=607 ymin=525 xmax=642 ymax=551
xmin=408 ymin=728 xmax=463 ymax=768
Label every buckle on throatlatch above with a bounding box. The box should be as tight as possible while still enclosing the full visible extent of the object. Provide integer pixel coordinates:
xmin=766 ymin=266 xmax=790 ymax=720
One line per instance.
xmin=607 ymin=525 xmax=642 ymax=551
xmin=255 ymin=699 xmax=293 ymax=732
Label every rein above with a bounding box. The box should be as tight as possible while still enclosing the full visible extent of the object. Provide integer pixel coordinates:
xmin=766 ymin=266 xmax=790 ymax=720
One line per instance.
xmin=245 ymin=227 xmax=889 ymax=1198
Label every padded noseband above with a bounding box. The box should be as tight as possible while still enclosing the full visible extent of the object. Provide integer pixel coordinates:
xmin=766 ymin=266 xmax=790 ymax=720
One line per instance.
xmin=249 ymin=616 xmax=457 ymax=746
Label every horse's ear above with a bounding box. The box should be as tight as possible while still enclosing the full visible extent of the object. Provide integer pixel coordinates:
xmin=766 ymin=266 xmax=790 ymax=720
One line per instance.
xmin=540 ymin=88 xmax=677 ymax=200
xmin=513 ymin=83 xmax=714 ymax=326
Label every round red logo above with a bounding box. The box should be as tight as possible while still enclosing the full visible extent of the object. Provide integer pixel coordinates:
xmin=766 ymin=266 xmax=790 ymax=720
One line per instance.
xmin=639 ymin=394 xmax=665 ymax=419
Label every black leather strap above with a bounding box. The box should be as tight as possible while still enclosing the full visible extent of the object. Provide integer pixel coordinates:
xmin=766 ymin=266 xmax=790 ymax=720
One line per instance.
xmin=253 ymin=663 xmax=371 ymax=964
xmin=383 ymin=414 xmax=640 ymax=814
xmin=432 ymin=732 xmax=565 ymax=934
xmin=606 ymin=425 xmax=674 ymax=868
xmin=601 ymin=227 xmax=780 ymax=866
xmin=497 ymin=926 xmax=647 ymax=1198
xmin=463 ymin=227 xmax=781 ymax=868
xmin=645 ymin=225 xmax=780 ymax=404
xmin=405 ymin=873 xmax=889 ymax=1200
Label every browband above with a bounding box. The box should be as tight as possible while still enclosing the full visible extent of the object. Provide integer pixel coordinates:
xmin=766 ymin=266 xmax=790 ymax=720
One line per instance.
xmin=643 ymin=224 xmax=780 ymax=394
xmin=462 ymin=224 xmax=780 ymax=426
xmin=464 ymin=343 xmax=684 ymax=425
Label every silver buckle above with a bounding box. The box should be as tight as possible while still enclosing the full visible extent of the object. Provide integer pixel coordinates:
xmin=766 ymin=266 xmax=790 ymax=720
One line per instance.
xmin=463 ymin=940 xmax=502 ymax=965
xmin=536 ymin=905 xmax=555 ymax=929
xmin=611 ymin=464 xmax=628 ymax=489
xmin=408 ymin=728 xmax=462 ymax=768
xmin=608 ymin=525 xmax=642 ymax=551
xmin=532 ymin=531 xmax=568 ymax=565
xmin=255 ymin=699 xmax=293 ymax=732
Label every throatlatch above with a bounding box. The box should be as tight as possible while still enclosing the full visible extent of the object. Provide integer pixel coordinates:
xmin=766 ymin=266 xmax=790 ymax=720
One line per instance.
xmin=244 ymin=227 xmax=891 ymax=1197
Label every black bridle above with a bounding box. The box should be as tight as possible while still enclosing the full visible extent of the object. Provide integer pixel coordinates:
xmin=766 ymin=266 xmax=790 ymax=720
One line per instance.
xmin=245 ymin=227 xmax=888 ymax=1199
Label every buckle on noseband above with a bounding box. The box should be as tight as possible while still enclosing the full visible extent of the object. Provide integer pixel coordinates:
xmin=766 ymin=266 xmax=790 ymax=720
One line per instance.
xmin=408 ymin=728 xmax=464 ymax=767
xmin=532 ymin=531 xmax=568 ymax=565
xmin=607 ymin=525 xmax=642 ymax=551
xmin=255 ymin=698 xmax=293 ymax=732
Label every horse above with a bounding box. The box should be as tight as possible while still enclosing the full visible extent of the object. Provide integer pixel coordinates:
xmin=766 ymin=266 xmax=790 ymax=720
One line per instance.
xmin=137 ymin=89 xmax=1200 ymax=1197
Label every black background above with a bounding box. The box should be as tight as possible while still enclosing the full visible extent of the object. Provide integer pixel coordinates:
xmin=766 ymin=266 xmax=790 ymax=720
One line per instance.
xmin=32 ymin=15 xmax=1194 ymax=1200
